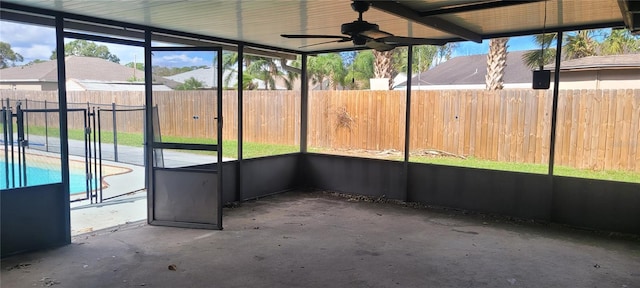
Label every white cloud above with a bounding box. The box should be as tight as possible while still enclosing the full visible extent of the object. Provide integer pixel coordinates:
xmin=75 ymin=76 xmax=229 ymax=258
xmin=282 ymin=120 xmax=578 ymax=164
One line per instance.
xmin=103 ymin=43 xmax=143 ymax=65
xmin=156 ymin=54 xmax=206 ymax=67
xmin=18 ymin=44 xmax=53 ymax=61
xmin=1 ymin=20 xmax=56 ymax=63
xmin=0 ymin=20 xmax=214 ymax=67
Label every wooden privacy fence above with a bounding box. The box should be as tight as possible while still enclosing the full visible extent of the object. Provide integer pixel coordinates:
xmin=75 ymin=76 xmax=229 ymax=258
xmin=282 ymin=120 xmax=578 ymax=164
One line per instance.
xmin=2 ymin=89 xmax=639 ymax=172
xmin=1 ymin=90 xmax=298 ymax=144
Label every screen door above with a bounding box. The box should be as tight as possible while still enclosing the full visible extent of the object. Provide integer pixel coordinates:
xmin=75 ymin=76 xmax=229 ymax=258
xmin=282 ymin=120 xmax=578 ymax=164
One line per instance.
xmin=147 ymin=46 xmax=223 ymax=229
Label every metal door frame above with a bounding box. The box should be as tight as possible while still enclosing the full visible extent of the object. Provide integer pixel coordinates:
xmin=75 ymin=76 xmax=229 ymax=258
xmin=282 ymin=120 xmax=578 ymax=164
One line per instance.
xmin=145 ymin=46 xmax=223 ymax=230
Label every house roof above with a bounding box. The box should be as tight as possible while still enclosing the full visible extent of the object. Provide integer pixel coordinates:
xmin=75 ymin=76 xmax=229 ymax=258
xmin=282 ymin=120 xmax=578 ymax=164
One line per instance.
xmin=547 ymin=54 xmax=640 ymax=71
xmin=0 ymin=56 xmax=143 ymax=82
xmin=398 ymin=50 xmax=531 ymax=87
xmin=165 ymin=68 xmax=288 ymax=90
xmin=68 ymin=79 xmax=172 ymax=91
xmin=164 ymin=68 xmax=219 ymax=88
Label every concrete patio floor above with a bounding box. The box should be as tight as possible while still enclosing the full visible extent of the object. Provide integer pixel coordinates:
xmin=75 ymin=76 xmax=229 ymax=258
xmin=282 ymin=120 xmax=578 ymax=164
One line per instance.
xmin=2 ymin=191 xmax=639 ymax=288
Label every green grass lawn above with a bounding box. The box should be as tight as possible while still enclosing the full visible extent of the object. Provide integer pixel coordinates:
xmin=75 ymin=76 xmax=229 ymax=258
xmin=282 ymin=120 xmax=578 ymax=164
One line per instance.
xmin=409 ymin=156 xmax=640 ymax=184
xmin=409 ymin=155 xmax=548 ymax=174
xmin=25 ymin=125 xmax=298 ymax=159
xmin=21 ymin=125 xmax=640 ymax=183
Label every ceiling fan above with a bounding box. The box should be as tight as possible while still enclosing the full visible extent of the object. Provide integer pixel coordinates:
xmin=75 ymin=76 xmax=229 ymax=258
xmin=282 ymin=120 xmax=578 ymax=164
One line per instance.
xmin=281 ymin=1 xmax=448 ymax=51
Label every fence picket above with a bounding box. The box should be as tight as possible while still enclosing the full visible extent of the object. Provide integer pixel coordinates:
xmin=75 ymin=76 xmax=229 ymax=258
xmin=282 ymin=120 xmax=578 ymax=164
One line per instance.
xmin=3 ymin=88 xmax=639 ymax=172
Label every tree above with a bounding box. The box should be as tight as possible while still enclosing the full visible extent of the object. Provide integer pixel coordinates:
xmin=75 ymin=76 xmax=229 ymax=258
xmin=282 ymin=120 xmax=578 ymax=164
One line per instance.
xmin=246 ymin=56 xmax=282 ymax=90
xmin=125 ymin=62 xmax=144 ymax=70
xmin=222 ymin=51 xmax=240 ymax=89
xmin=485 ymin=37 xmax=509 ymax=90
xmin=523 ymin=29 xmax=640 ymax=69
xmin=372 ymin=49 xmax=395 ymax=89
xmin=280 ymin=58 xmax=300 ymax=90
xmin=392 ymin=45 xmax=438 ymax=74
xmin=307 ymin=53 xmax=346 ymax=90
xmin=563 ymin=30 xmax=597 ymax=60
xmin=175 ymin=77 xmax=204 ymax=90
xmin=600 ymin=29 xmax=640 ymax=55
xmin=0 ymin=41 xmax=24 ymax=68
xmin=522 ymin=33 xmax=557 ymax=69
xmin=345 ymin=50 xmax=374 ymax=89
xmin=50 ymin=40 xmax=120 ymax=63
xmin=238 ymin=73 xmax=258 ymax=90
xmin=153 ymin=65 xmax=208 ymax=77
xmin=26 ymin=59 xmax=46 ymax=66
xmin=434 ymin=42 xmax=458 ymax=66
xmin=221 ymin=52 xmax=299 ymax=90
xmin=124 ymin=62 xmax=144 ymax=82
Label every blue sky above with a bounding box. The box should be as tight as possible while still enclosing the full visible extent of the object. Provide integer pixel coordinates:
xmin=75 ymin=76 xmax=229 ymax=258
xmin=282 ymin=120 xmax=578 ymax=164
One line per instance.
xmin=0 ymin=20 xmax=214 ymax=67
xmin=453 ymin=35 xmax=538 ymax=57
xmin=3 ymin=19 xmax=615 ymax=68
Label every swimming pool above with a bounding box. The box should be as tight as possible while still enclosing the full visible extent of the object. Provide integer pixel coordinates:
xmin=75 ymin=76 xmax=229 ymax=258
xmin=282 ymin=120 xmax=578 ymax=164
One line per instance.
xmin=1 ymin=161 xmax=97 ymax=194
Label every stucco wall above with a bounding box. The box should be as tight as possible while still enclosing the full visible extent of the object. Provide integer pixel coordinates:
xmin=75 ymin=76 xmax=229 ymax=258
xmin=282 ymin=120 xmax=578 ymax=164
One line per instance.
xmin=0 ymin=82 xmax=58 ymax=91
xmin=555 ymin=69 xmax=640 ymax=89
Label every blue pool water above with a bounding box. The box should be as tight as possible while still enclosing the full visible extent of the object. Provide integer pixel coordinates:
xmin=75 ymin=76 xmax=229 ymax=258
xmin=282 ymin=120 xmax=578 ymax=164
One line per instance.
xmin=1 ymin=161 xmax=96 ymax=194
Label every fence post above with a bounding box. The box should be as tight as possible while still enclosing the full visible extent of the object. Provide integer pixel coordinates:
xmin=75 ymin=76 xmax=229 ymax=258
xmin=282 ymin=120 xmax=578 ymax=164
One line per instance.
xmin=24 ymin=98 xmax=29 ymax=143
xmin=44 ymin=100 xmax=49 ymax=152
xmin=7 ymin=98 xmax=15 ymax=187
xmin=98 ymin=108 xmax=103 ymax=203
xmin=142 ymin=107 xmax=147 ymax=189
xmin=112 ymin=102 xmax=118 ymax=162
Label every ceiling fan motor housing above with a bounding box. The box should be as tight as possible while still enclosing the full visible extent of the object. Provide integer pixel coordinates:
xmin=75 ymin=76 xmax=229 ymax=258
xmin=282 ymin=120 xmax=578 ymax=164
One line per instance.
xmin=341 ymin=21 xmax=379 ymax=36
xmin=351 ymin=1 xmax=370 ymax=14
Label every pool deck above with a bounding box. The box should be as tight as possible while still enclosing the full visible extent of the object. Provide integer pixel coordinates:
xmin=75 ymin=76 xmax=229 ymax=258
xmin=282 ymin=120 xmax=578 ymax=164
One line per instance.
xmin=68 ymin=147 xmax=224 ymax=236
xmin=69 ymin=159 xmax=147 ymax=236
xmin=4 ymin=135 xmax=224 ymax=236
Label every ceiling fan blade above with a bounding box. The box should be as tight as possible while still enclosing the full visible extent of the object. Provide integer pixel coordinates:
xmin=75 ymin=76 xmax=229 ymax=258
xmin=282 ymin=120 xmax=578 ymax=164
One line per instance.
xmin=298 ymin=38 xmax=352 ymax=49
xmin=359 ymin=28 xmax=393 ymax=40
xmin=281 ymin=34 xmax=351 ymax=41
xmin=381 ymin=36 xmax=449 ymax=46
xmin=365 ymin=40 xmax=395 ymax=52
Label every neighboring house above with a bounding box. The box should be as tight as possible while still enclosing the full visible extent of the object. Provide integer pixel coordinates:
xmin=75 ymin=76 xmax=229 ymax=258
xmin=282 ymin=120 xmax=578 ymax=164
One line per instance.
xmin=547 ymin=54 xmax=640 ymax=89
xmin=395 ymin=51 xmax=640 ymax=90
xmin=395 ymin=50 xmax=531 ymax=90
xmin=164 ymin=67 xmax=289 ymax=90
xmin=163 ymin=67 xmax=220 ymax=89
xmin=0 ymin=56 xmax=171 ymax=91
xmin=66 ymin=79 xmax=173 ymax=91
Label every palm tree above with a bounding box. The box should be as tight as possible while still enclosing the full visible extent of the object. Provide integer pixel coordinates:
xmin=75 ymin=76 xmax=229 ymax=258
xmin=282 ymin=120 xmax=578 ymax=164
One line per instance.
xmin=600 ymin=29 xmax=640 ymax=55
xmin=246 ymin=56 xmax=283 ymax=90
xmin=175 ymin=77 xmax=204 ymax=90
xmin=563 ymin=30 xmax=597 ymax=60
xmin=522 ymin=33 xmax=557 ymax=69
xmin=392 ymin=45 xmax=438 ymax=74
xmin=238 ymin=73 xmax=258 ymax=90
xmin=344 ymin=50 xmax=374 ymax=89
xmin=485 ymin=37 xmax=509 ymax=90
xmin=434 ymin=42 xmax=458 ymax=66
xmin=307 ymin=53 xmax=346 ymax=90
xmin=372 ymin=49 xmax=395 ymax=89
xmin=222 ymin=51 xmax=239 ymax=89
xmin=280 ymin=58 xmax=301 ymax=90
